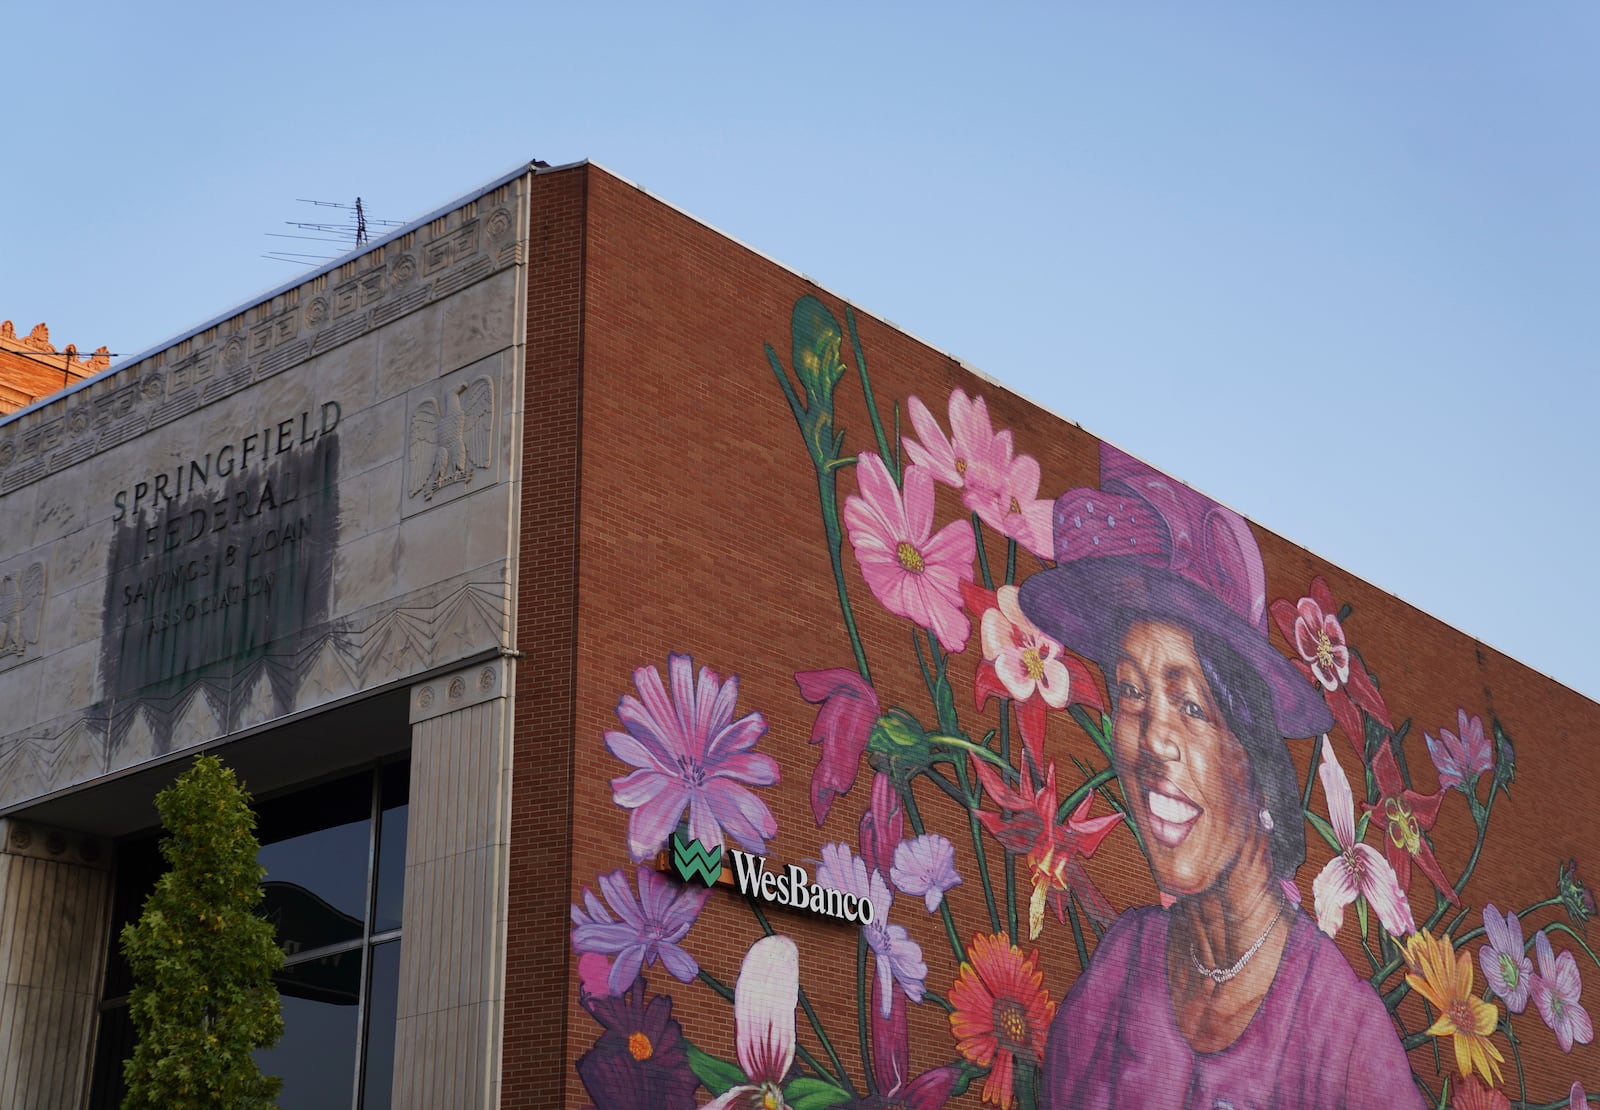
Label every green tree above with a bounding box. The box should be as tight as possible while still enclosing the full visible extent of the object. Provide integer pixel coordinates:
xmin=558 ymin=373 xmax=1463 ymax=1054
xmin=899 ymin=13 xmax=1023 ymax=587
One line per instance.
xmin=120 ymin=754 xmax=284 ymax=1108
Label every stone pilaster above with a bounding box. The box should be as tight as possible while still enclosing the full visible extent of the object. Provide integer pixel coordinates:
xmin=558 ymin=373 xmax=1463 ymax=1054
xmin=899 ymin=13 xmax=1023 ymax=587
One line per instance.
xmin=0 ymin=818 xmax=112 ymax=1110
xmin=392 ymin=657 xmax=514 ymax=1109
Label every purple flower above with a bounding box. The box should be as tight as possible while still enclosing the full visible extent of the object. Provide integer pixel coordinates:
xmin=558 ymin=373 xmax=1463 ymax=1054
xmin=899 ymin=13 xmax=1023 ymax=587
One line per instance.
xmin=1478 ymin=904 xmax=1533 ymax=1013
xmin=1572 ymin=1080 xmax=1587 ymax=1109
xmin=1531 ymin=930 xmax=1595 ymax=1053
xmin=576 ymin=976 xmax=700 ymax=1110
xmin=817 ymin=842 xmax=927 ymax=1016
xmin=571 ymin=867 xmax=709 ymax=997
xmin=607 ymin=654 xmax=779 ymax=861
xmin=796 ymin=667 xmax=880 ymax=825
xmin=1426 ymin=708 xmax=1493 ymax=792
xmin=891 ymin=834 xmax=962 ymax=913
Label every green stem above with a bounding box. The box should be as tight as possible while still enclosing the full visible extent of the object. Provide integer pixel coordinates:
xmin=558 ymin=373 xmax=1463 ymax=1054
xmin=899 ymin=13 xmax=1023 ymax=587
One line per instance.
xmin=973 ymin=513 xmax=995 ymax=590
xmin=1066 ymin=893 xmax=1091 ymax=974
xmin=858 ymin=933 xmax=875 ymax=1096
xmin=1005 ymin=538 xmax=1017 ymax=585
xmin=1056 ymin=767 xmax=1119 ymax=823
xmin=1425 ymin=785 xmax=1498 ymax=932
xmin=1000 ymin=701 xmax=1018 ymax=945
xmin=1503 ymin=1014 xmax=1528 ymax=1109
xmin=922 ymin=989 xmax=954 ymax=1012
xmin=845 ymin=307 xmax=895 ymax=480
xmin=960 ymin=749 xmax=1003 ymax=936
xmin=818 ymin=470 xmax=871 ymax=684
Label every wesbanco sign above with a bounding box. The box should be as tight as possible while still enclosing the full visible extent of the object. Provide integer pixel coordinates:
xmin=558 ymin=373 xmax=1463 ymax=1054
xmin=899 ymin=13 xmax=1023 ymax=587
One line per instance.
xmin=667 ymin=833 xmax=873 ymax=926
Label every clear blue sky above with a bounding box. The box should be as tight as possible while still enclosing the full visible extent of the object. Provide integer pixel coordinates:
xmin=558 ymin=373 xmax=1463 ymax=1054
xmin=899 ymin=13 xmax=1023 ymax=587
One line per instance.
xmin=8 ymin=3 xmax=1597 ymax=699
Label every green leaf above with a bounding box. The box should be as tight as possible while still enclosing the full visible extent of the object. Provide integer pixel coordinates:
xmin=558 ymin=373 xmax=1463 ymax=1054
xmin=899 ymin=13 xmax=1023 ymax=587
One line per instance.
xmin=1357 ymin=894 xmax=1370 ymax=940
xmin=783 ymin=1076 xmax=854 ymax=1109
xmin=685 ymin=1043 xmax=744 ymax=1096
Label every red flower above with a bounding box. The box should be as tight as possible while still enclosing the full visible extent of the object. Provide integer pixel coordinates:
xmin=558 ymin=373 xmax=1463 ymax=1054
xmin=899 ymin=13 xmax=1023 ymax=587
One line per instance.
xmin=1361 ymin=740 xmax=1459 ymax=906
xmin=961 ymin=581 xmax=1103 ymax=774
xmin=1269 ymin=576 xmax=1392 ymax=750
xmin=795 ymin=668 xmax=880 ymax=824
xmin=948 ymin=933 xmax=1056 ymax=1109
xmin=969 ymin=756 xmax=1122 ymax=935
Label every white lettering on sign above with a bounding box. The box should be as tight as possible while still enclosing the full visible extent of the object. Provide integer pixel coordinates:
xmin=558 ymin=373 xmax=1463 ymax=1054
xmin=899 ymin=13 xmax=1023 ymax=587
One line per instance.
xmin=727 ymin=850 xmax=873 ymax=926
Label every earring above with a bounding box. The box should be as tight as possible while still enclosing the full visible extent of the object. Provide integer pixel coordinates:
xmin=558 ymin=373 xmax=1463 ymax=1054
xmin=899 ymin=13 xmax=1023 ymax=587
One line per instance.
xmin=1259 ymin=808 xmax=1274 ymax=832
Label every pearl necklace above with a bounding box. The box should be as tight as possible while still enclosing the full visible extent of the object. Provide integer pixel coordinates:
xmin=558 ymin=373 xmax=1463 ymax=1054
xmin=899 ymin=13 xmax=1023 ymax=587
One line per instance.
xmin=1189 ymin=901 xmax=1286 ymax=986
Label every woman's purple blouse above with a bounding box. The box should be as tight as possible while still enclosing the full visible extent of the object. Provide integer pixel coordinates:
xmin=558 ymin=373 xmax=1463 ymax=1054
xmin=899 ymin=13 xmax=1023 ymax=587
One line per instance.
xmin=1041 ymin=906 xmax=1427 ymax=1109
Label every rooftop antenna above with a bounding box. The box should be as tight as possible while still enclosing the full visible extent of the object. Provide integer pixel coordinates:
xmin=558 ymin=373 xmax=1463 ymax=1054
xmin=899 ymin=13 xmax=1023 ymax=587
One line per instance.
xmin=263 ymin=197 xmax=402 ymax=266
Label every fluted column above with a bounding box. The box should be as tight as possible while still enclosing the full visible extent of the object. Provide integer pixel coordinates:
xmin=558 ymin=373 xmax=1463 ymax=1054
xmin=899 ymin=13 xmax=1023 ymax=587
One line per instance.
xmin=392 ymin=658 xmax=514 ymax=1110
xmin=0 ymin=819 xmax=112 ymax=1110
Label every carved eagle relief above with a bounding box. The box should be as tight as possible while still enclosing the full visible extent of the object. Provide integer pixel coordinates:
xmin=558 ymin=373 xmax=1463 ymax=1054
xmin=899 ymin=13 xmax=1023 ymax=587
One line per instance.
xmin=0 ymin=562 xmax=45 ymax=658
xmin=409 ymin=377 xmax=493 ymax=500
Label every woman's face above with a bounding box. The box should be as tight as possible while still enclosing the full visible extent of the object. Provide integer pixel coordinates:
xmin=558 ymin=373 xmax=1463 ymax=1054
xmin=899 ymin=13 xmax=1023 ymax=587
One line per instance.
xmin=1111 ymin=620 xmax=1264 ymax=898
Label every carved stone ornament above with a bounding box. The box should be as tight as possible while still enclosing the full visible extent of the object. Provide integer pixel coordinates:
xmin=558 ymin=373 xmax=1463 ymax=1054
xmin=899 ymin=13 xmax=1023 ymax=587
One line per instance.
xmin=408 ymin=376 xmax=493 ymax=501
xmin=0 ymin=562 xmax=46 ymax=660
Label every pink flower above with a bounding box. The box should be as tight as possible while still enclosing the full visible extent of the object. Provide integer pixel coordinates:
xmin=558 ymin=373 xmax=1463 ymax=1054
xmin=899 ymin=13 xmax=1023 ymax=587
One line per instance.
xmin=795 ymin=668 xmax=881 ymax=824
xmin=606 ymin=654 xmax=779 ymax=861
xmin=703 ymin=935 xmax=800 ymax=1110
xmin=844 ymin=452 xmax=975 ymax=653
xmin=962 ymin=582 xmax=1102 ymax=774
xmin=1311 ymin=745 xmax=1415 ymax=938
xmin=1572 ymin=1080 xmax=1587 ymax=1108
xmin=1427 ymin=708 xmax=1494 ymax=792
xmin=904 ymin=389 xmax=1001 ymax=491
xmin=904 ymin=389 xmax=1053 ymax=557
xmin=1270 ymin=577 xmax=1393 ymax=750
xmin=962 ymin=433 xmax=1054 ymax=558
xmin=1531 ymin=930 xmax=1594 ymax=1053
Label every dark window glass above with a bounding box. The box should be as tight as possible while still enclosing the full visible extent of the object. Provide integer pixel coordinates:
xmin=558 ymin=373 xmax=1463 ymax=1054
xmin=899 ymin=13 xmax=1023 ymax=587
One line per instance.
xmin=372 ymin=763 xmax=409 ymax=934
xmin=258 ymin=775 xmax=372 ymax=949
xmin=360 ymin=940 xmax=401 ymax=1109
xmin=100 ymin=832 xmax=162 ymax=1000
xmin=257 ymin=952 xmax=363 ymax=1109
xmin=86 ymin=1005 xmax=133 ymax=1110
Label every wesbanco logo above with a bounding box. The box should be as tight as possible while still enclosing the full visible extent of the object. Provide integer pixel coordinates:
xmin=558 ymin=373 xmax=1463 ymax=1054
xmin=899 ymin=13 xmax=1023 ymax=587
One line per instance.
xmin=668 ymin=832 xmax=873 ymax=926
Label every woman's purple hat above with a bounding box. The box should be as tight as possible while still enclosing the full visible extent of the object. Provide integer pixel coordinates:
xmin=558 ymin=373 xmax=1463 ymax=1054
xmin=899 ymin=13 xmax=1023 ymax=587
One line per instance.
xmin=1017 ymin=444 xmax=1331 ymax=740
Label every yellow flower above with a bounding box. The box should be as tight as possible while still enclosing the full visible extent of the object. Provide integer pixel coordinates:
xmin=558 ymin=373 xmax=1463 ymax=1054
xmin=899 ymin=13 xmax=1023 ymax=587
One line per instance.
xmin=1405 ymin=930 xmax=1503 ymax=1085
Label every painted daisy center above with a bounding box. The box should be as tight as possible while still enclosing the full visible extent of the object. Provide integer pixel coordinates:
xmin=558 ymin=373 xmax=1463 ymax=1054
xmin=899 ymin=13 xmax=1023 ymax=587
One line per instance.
xmin=995 ymin=999 xmax=1029 ymax=1051
xmin=1448 ymin=999 xmax=1476 ymax=1031
xmin=1022 ymin=647 xmax=1045 ymax=682
xmin=627 ymin=1031 xmax=654 ymax=1061
xmin=1498 ymin=953 xmax=1520 ymax=989
xmin=1315 ymin=629 xmax=1336 ymax=671
xmin=675 ymin=755 xmax=707 ymax=787
xmin=896 ymin=542 xmax=925 ymax=574
xmin=955 ymin=457 xmax=968 ymax=476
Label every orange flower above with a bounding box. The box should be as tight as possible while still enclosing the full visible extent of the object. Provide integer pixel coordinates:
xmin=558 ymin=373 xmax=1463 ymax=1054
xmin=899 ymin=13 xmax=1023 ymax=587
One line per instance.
xmin=948 ymin=933 xmax=1056 ymax=1109
xmin=1405 ymin=930 xmax=1503 ymax=1085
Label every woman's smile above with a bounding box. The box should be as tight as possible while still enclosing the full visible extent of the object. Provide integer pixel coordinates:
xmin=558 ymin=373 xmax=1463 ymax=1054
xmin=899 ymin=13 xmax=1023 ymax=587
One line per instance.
xmin=1144 ymin=782 xmax=1203 ymax=847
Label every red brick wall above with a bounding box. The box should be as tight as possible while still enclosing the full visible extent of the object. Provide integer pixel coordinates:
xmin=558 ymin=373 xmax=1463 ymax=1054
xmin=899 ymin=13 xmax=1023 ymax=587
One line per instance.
xmin=518 ymin=164 xmax=1599 ymax=1108
xmin=504 ymin=164 xmax=587 ymax=1106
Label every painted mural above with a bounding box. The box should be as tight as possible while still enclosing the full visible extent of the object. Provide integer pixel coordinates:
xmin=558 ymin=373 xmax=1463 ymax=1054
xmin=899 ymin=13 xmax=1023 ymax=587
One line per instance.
xmin=570 ymin=296 xmax=1595 ymax=1109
